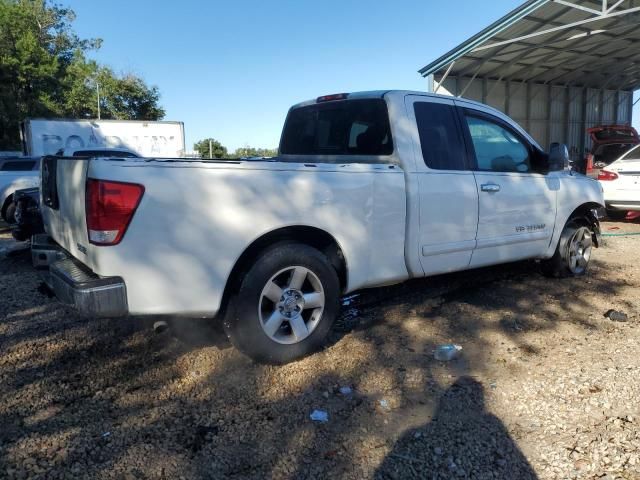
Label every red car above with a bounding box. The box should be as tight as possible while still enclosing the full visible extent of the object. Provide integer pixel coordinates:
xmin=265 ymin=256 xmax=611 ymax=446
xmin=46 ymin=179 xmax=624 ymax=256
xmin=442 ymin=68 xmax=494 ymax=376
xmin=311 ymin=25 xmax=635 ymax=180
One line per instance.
xmin=584 ymin=125 xmax=640 ymax=177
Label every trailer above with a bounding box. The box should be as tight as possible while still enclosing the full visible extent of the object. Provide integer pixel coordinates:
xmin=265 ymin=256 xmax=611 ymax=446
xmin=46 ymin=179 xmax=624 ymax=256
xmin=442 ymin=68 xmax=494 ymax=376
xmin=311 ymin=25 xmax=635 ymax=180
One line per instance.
xmin=20 ymin=119 xmax=185 ymax=158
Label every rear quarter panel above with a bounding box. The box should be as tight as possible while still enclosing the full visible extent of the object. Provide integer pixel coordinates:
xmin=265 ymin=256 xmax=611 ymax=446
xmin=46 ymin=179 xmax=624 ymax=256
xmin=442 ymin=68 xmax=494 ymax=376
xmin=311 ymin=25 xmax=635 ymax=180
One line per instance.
xmin=85 ymin=160 xmax=408 ymax=316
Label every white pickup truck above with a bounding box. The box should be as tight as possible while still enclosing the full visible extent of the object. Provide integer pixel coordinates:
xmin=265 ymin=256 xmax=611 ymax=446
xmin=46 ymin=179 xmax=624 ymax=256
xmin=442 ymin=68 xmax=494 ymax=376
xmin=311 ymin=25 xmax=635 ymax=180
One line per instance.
xmin=36 ymin=91 xmax=605 ymax=363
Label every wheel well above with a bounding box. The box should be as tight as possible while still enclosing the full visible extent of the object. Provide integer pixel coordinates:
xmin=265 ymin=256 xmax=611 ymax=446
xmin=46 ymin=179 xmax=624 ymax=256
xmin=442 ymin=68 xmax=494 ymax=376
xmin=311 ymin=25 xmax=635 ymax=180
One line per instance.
xmin=218 ymin=226 xmax=348 ymax=318
xmin=568 ymin=202 xmax=603 ymax=223
xmin=567 ymin=202 xmax=603 ymax=246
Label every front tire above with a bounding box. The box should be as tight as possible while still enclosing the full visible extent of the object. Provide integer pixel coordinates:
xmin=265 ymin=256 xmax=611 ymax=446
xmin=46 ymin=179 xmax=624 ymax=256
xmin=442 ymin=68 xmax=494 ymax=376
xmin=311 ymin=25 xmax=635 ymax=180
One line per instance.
xmin=541 ymin=219 xmax=593 ymax=278
xmin=223 ymin=242 xmax=340 ymax=364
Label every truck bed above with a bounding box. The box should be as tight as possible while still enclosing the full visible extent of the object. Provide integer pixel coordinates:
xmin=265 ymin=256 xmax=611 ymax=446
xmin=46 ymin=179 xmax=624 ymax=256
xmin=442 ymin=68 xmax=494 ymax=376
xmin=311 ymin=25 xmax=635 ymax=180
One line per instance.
xmin=42 ymin=157 xmax=408 ymax=316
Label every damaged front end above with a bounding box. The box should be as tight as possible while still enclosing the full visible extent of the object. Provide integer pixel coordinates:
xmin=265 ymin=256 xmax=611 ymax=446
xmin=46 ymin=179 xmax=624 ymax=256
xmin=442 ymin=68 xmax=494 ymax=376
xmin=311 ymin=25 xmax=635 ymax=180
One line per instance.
xmin=586 ymin=207 xmax=605 ymax=247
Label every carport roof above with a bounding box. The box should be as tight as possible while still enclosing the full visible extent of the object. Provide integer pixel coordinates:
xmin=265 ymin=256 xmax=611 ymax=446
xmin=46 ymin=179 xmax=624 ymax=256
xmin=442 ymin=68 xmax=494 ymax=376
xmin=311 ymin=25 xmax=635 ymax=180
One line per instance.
xmin=419 ymin=0 xmax=640 ymax=91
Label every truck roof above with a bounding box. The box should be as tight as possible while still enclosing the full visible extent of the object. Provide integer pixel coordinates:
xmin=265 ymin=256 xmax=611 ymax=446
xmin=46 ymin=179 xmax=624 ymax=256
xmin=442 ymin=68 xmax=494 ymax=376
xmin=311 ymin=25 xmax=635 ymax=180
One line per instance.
xmin=290 ymin=90 xmax=503 ymax=114
xmin=288 ymin=90 xmax=539 ymax=152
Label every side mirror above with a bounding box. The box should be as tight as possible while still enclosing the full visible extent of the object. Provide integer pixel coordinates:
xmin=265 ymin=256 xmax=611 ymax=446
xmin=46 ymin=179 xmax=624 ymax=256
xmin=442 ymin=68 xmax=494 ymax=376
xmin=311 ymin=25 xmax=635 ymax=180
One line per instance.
xmin=548 ymin=143 xmax=570 ymax=171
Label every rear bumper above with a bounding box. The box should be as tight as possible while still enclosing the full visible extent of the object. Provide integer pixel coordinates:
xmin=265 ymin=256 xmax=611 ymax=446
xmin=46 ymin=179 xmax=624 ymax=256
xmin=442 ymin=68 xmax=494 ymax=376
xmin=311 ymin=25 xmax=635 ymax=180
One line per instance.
xmin=32 ymin=235 xmax=128 ymax=317
xmin=605 ymin=200 xmax=640 ymax=211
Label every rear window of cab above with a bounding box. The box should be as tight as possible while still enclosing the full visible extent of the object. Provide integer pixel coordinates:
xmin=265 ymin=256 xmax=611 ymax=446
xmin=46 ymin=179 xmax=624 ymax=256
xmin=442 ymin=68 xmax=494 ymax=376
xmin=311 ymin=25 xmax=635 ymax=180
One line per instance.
xmin=280 ymin=99 xmax=393 ymax=157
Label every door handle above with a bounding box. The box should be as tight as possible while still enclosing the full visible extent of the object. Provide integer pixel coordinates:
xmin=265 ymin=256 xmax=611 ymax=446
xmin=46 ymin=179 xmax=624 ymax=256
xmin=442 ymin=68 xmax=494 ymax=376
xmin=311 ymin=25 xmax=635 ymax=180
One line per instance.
xmin=481 ymin=183 xmax=501 ymax=193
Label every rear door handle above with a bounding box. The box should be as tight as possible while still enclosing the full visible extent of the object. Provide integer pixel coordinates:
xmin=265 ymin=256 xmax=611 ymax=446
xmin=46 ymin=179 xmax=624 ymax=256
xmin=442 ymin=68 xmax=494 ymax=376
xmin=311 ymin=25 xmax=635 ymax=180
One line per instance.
xmin=481 ymin=183 xmax=501 ymax=193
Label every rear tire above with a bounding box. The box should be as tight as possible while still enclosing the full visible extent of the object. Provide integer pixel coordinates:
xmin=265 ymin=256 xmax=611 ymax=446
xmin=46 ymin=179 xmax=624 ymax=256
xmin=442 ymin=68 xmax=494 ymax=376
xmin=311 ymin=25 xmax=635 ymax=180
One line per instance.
xmin=606 ymin=209 xmax=627 ymax=221
xmin=541 ymin=219 xmax=593 ymax=278
xmin=223 ymin=242 xmax=340 ymax=364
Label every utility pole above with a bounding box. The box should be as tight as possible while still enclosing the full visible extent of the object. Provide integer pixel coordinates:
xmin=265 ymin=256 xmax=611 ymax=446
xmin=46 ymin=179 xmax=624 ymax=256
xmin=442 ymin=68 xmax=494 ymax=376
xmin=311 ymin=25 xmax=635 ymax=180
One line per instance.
xmin=209 ymin=139 xmax=213 ymax=158
xmin=96 ymin=82 xmax=101 ymax=120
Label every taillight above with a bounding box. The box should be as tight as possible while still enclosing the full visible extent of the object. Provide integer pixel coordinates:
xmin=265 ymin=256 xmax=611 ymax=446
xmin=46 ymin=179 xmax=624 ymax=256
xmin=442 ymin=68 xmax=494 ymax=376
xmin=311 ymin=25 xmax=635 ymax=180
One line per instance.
xmin=86 ymin=179 xmax=144 ymax=246
xmin=586 ymin=154 xmax=594 ymax=173
xmin=597 ymin=170 xmax=618 ymax=181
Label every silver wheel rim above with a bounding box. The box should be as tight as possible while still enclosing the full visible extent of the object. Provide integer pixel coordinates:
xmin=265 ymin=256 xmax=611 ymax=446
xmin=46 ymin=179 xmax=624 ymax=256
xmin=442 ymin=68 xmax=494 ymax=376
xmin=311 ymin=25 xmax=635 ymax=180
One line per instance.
xmin=567 ymin=227 xmax=592 ymax=274
xmin=258 ymin=266 xmax=325 ymax=345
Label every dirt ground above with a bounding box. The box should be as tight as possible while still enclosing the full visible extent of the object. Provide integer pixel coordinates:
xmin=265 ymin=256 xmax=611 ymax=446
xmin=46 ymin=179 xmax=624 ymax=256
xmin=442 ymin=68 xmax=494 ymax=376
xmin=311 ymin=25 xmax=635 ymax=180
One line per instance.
xmin=1 ymin=220 xmax=640 ymax=480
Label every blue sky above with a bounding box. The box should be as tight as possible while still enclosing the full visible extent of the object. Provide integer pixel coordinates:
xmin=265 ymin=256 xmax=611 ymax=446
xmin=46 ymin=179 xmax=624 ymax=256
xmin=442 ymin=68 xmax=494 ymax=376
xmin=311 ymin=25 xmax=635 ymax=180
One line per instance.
xmin=64 ymin=0 xmax=639 ymax=152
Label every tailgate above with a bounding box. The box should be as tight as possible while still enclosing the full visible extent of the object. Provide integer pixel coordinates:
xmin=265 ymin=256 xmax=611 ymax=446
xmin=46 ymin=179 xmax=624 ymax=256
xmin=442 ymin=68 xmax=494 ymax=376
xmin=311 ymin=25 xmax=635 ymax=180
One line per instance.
xmin=41 ymin=156 xmax=91 ymax=261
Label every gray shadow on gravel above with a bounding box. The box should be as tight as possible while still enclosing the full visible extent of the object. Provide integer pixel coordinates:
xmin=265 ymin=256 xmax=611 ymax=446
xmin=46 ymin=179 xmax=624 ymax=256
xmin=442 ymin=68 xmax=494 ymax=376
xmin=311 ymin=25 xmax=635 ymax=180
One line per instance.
xmin=0 ymin=236 xmax=631 ymax=478
xmin=332 ymin=257 xmax=626 ymax=359
xmin=374 ymin=376 xmax=538 ymax=480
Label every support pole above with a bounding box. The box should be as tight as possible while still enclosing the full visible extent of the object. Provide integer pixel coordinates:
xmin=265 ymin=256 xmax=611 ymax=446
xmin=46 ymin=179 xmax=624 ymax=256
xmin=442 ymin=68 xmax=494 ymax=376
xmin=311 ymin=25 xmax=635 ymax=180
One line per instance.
xmin=96 ymin=82 xmax=101 ymax=120
xmin=434 ymin=62 xmax=455 ymax=94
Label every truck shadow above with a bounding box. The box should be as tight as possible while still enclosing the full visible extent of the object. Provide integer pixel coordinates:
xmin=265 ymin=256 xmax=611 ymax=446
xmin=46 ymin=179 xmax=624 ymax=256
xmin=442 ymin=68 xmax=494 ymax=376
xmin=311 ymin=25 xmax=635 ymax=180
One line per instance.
xmin=373 ymin=376 xmax=537 ymax=479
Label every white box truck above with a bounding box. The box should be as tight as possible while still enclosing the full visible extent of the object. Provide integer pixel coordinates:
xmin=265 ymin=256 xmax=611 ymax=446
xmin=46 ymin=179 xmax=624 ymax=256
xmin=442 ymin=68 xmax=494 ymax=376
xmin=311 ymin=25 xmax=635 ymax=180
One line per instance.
xmin=20 ymin=119 xmax=185 ymax=158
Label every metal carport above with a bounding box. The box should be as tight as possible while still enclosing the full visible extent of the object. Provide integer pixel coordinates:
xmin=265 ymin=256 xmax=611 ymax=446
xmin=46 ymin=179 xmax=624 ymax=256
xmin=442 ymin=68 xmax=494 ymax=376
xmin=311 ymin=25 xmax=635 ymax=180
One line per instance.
xmin=419 ymin=0 xmax=640 ymax=161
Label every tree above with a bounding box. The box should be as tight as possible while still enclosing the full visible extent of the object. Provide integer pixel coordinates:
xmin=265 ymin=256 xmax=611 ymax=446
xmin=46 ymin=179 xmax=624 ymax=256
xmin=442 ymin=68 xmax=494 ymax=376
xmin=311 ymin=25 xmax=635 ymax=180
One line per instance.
xmin=60 ymin=54 xmax=165 ymax=121
xmin=97 ymin=70 xmax=164 ymax=121
xmin=194 ymin=138 xmax=227 ymax=159
xmin=233 ymin=146 xmax=278 ymax=158
xmin=0 ymin=0 xmax=165 ymax=150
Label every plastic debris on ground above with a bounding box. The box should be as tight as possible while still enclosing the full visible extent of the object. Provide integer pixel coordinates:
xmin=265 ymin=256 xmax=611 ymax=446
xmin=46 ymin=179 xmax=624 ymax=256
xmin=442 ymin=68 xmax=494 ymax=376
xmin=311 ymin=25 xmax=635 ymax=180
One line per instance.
xmin=604 ymin=309 xmax=628 ymax=322
xmin=341 ymin=294 xmax=360 ymax=306
xmin=101 ymin=432 xmax=111 ymax=438
xmin=433 ymin=344 xmax=463 ymax=361
xmin=153 ymin=320 xmax=169 ymax=334
xmin=339 ymin=386 xmax=352 ymax=395
xmin=310 ymin=409 xmax=329 ymax=423
xmin=379 ymin=399 xmax=390 ymax=410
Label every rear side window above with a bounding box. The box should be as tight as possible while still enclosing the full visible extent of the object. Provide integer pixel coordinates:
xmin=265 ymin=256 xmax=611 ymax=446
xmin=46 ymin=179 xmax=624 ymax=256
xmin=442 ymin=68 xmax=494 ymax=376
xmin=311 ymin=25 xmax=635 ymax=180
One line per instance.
xmin=414 ymin=102 xmax=466 ymax=170
xmin=1 ymin=161 xmax=36 ymax=171
xmin=280 ymin=99 xmax=393 ymax=156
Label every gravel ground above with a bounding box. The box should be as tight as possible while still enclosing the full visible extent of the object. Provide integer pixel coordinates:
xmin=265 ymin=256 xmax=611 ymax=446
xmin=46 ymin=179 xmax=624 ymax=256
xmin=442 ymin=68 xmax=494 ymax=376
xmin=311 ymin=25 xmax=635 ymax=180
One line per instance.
xmin=1 ymin=220 xmax=640 ymax=479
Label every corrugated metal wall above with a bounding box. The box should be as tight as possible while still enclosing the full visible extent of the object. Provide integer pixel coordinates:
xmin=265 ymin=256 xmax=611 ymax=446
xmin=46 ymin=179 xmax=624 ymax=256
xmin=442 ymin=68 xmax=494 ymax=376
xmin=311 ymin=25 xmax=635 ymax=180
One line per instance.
xmin=439 ymin=77 xmax=634 ymax=160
